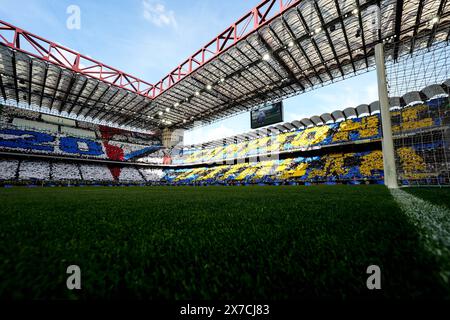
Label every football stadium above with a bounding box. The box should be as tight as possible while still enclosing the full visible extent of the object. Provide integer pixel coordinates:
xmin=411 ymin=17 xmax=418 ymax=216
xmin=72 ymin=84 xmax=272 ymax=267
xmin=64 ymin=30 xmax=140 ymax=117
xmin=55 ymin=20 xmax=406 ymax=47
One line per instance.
xmin=1 ymin=0 xmax=450 ymax=304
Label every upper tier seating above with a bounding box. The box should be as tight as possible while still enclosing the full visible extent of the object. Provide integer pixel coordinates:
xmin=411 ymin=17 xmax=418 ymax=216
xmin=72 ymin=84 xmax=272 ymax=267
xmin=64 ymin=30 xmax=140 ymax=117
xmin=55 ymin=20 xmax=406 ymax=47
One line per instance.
xmin=174 ymin=96 xmax=448 ymax=165
xmin=0 ymin=106 xmax=160 ymax=145
xmin=0 ymin=106 xmax=162 ymax=162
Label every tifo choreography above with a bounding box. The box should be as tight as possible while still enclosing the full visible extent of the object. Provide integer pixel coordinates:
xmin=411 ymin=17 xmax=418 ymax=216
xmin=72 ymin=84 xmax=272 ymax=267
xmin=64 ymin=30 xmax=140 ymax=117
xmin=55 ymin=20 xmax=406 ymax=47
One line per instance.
xmin=0 ymin=83 xmax=448 ymax=186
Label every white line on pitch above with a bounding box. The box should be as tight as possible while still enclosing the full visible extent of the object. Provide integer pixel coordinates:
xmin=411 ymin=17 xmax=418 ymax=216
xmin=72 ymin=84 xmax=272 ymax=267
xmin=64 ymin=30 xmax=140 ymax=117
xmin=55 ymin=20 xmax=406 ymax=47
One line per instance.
xmin=390 ymin=188 xmax=450 ymax=284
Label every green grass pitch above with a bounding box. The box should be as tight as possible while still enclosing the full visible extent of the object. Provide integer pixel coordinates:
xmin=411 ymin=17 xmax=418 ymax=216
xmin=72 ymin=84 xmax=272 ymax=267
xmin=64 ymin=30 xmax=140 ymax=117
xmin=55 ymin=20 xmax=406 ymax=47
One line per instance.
xmin=0 ymin=185 xmax=449 ymax=299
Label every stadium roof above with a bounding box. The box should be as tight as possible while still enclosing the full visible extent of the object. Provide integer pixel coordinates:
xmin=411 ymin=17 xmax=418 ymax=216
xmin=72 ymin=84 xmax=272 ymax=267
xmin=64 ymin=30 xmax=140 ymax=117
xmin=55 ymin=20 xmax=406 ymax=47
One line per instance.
xmin=0 ymin=0 xmax=449 ymax=132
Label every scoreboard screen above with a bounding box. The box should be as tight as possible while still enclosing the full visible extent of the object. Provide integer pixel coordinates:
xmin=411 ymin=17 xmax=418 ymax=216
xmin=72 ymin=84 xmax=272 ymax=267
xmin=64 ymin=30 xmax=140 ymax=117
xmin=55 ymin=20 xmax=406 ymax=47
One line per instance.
xmin=251 ymin=101 xmax=283 ymax=129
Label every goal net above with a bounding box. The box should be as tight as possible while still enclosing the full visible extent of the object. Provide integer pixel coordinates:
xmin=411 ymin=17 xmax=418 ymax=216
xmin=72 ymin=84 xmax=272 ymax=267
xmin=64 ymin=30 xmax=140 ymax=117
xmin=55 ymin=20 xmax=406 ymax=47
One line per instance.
xmin=385 ymin=38 xmax=450 ymax=186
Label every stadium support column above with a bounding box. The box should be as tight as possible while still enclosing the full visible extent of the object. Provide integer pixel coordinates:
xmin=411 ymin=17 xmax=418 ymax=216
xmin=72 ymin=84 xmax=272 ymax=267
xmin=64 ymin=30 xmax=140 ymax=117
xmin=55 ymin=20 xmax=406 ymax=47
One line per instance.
xmin=162 ymin=127 xmax=184 ymax=148
xmin=375 ymin=43 xmax=398 ymax=189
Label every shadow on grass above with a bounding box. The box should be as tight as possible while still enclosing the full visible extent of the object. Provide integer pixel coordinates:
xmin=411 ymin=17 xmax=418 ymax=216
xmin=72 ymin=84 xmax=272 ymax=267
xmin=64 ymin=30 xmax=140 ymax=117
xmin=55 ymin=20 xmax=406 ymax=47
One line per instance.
xmin=0 ymin=185 xmax=448 ymax=299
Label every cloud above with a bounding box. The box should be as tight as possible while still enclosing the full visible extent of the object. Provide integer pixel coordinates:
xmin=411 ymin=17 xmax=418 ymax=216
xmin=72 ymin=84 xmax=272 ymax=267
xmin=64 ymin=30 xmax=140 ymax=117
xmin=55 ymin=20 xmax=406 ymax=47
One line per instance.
xmin=142 ymin=0 xmax=177 ymax=29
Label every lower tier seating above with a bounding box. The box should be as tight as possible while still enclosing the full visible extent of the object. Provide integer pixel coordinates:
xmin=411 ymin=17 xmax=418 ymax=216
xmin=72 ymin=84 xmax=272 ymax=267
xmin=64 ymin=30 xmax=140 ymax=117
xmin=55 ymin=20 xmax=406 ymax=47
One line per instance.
xmin=164 ymin=143 xmax=449 ymax=185
xmin=139 ymin=168 xmax=165 ymax=182
xmin=18 ymin=160 xmax=50 ymax=180
xmin=164 ymin=150 xmax=385 ymax=184
xmin=0 ymin=139 xmax=448 ymax=186
xmin=79 ymin=164 xmax=114 ymax=182
xmin=119 ymin=167 xmax=144 ymax=182
xmin=0 ymin=159 xmax=18 ymax=180
xmin=52 ymin=162 xmax=82 ymax=181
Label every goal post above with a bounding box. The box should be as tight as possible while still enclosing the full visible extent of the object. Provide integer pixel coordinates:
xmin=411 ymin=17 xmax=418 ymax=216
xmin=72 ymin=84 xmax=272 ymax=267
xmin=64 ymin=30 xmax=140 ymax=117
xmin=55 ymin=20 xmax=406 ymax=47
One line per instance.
xmin=375 ymin=43 xmax=399 ymax=189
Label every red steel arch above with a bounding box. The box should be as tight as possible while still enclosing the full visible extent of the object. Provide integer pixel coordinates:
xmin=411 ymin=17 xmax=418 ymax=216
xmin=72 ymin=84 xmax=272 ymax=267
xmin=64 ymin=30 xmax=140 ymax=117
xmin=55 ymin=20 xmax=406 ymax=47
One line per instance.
xmin=0 ymin=19 xmax=155 ymax=99
xmin=0 ymin=0 xmax=301 ymax=99
xmin=151 ymin=0 xmax=301 ymax=97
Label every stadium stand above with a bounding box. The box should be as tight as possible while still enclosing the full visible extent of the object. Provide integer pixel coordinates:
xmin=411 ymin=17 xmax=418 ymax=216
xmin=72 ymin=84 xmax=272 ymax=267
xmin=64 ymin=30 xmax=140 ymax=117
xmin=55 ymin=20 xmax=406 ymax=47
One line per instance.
xmin=0 ymin=159 xmax=18 ymax=180
xmin=139 ymin=168 xmax=165 ymax=182
xmin=18 ymin=160 xmax=50 ymax=181
xmin=0 ymin=84 xmax=448 ymax=187
xmin=0 ymin=106 xmax=162 ymax=161
xmin=173 ymin=98 xmax=445 ymax=166
xmin=164 ymin=149 xmax=386 ymax=186
xmin=79 ymin=164 xmax=114 ymax=182
xmin=118 ymin=167 xmax=145 ymax=182
xmin=0 ymin=156 xmax=168 ymax=185
xmin=52 ymin=162 xmax=82 ymax=181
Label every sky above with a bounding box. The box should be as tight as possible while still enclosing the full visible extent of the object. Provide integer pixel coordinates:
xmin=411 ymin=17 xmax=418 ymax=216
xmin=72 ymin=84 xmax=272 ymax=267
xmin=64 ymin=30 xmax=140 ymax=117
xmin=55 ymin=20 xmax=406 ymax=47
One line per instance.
xmin=0 ymin=0 xmax=378 ymax=145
